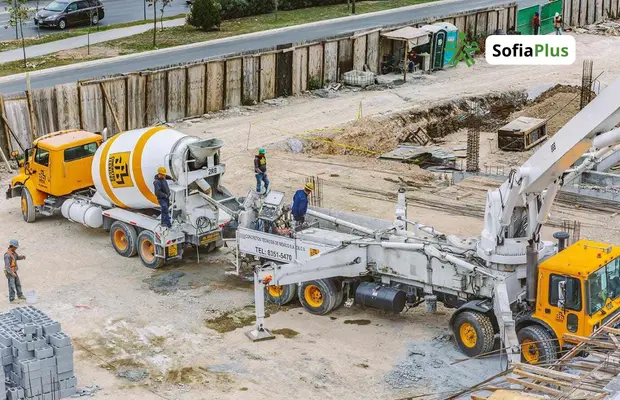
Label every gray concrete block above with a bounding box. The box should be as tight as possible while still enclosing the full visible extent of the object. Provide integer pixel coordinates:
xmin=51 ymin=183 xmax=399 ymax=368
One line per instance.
xmin=57 ymin=371 xmax=73 ymax=381
xmin=23 ymin=324 xmax=36 ymax=336
xmin=51 ymin=345 xmax=73 ymax=358
xmin=0 ymin=343 xmax=11 ymax=357
xmin=34 ymin=347 xmax=53 ymax=360
xmin=41 ymin=323 xmax=60 ymax=337
xmin=49 ymin=334 xmax=70 ymax=348
xmin=61 ymin=386 xmax=77 ymax=397
xmin=8 ymin=387 xmax=19 ymax=400
xmin=2 ymin=354 xmax=13 ymax=366
xmin=11 ymin=338 xmax=27 ymax=353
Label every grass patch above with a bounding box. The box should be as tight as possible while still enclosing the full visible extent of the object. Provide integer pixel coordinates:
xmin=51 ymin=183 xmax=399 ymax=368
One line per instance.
xmin=272 ymin=328 xmax=299 ymax=338
xmin=0 ymin=53 xmax=107 ymax=77
xmin=1 ymin=0 xmax=437 ymax=77
xmin=0 ymin=14 xmax=187 ymax=52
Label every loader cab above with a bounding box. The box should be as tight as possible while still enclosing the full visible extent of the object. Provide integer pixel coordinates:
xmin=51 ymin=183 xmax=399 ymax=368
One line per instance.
xmin=533 ymin=240 xmax=620 ymax=350
xmin=8 ymin=130 xmax=102 ymax=221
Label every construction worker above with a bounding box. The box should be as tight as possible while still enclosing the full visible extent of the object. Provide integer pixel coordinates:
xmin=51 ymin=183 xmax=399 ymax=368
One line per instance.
xmin=553 ymin=12 xmax=563 ymax=35
xmin=154 ymin=166 xmax=172 ymax=228
xmin=254 ymin=148 xmax=270 ymax=194
xmin=532 ymin=12 xmax=541 ymax=35
xmin=291 ymin=182 xmax=314 ymax=225
xmin=4 ymin=240 xmax=26 ymax=303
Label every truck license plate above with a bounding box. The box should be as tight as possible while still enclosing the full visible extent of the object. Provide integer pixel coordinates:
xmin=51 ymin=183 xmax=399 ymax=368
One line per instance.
xmin=200 ymin=232 xmax=220 ymax=245
xmin=168 ymin=245 xmax=178 ymax=257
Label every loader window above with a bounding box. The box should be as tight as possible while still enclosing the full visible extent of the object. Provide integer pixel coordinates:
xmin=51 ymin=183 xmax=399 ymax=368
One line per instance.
xmin=64 ymin=142 xmax=98 ymax=162
xmin=34 ymin=148 xmax=49 ymax=167
xmin=587 ymin=257 xmax=620 ymax=315
xmin=549 ymin=274 xmax=581 ymax=311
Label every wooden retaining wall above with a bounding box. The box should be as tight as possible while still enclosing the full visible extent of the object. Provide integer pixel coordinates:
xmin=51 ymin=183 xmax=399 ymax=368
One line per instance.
xmin=0 ymin=3 xmax=518 ymax=154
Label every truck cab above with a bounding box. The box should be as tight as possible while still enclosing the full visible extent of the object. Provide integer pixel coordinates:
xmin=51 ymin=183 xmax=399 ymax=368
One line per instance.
xmin=521 ymin=240 xmax=620 ymax=363
xmin=6 ymin=129 xmax=103 ymax=222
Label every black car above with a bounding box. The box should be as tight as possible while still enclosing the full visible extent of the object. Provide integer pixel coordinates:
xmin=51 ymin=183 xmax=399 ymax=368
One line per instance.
xmin=34 ymin=0 xmax=104 ymax=30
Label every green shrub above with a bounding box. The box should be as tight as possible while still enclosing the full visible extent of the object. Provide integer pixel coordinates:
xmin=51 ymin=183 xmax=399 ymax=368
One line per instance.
xmin=188 ymin=0 xmax=222 ymax=31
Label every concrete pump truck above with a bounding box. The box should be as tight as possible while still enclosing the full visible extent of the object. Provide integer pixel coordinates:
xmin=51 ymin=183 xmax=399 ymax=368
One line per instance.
xmin=235 ymin=78 xmax=620 ymax=364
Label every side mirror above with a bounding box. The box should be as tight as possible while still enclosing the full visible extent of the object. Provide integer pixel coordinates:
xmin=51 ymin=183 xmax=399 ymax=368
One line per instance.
xmin=558 ymin=280 xmax=566 ymax=308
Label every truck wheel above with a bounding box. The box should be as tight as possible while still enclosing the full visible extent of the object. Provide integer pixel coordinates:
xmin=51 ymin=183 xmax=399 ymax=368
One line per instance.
xmin=265 ymin=284 xmax=297 ymax=305
xmin=518 ymin=325 xmax=557 ymax=365
xmin=137 ymin=230 xmax=165 ymax=269
xmin=298 ymin=279 xmax=338 ymax=315
xmin=452 ymin=311 xmax=495 ymax=357
xmin=21 ymin=188 xmax=36 ymax=223
xmin=110 ymin=221 xmax=137 ymax=257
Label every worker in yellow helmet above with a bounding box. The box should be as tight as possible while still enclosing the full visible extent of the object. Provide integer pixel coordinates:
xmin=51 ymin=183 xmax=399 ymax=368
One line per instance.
xmin=291 ymin=182 xmax=314 ymax=225
xmin=154 ymin=166 xmax=172 ymax=228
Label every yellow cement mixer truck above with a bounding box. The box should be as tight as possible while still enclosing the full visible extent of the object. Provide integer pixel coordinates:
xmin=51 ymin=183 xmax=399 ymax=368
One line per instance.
xmin=6 ymin=126 xmax=238 ymax=268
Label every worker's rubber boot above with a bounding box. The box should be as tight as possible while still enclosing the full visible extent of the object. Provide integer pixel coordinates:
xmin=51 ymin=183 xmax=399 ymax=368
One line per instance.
xmin=18 ymin=295 xmax=26 ymax=300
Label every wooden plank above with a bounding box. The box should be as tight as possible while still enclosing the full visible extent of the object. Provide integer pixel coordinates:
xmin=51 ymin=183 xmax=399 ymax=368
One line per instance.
xmin=476 ymin=12 xmax=487 ymax=37
xmin=513 ymin=369 xmax=607 ymax=394
xmin=126 ymin=74 xmax=146 ymax=129
xmin=292 ymin=47 xmax=308 ymax=95
xmin=206 ymin=61 xmax=225 ymax=112
xmin=454 ymin=15 xmax=466 ymax=32
xmin=307 ymin=44 xmax=323 ymax=89
xmin=101 ymin=78 xmax=127 ymax=134
xmin=596 ymin=0 xmax=604 ymax=21
xmin=145 ymin=71 xmax=166 ymax=125
xmin=366 ymin=31 xmax=380 ymax=74
xmin=602 ymin=326 xmax=620 ymax=335
xmin=572 ymin=0 xmax=581 ymax=26
xmin=508 ymin=6 xmax=516 ymax=31
xmin=353 ymin=35 xmax=366 ymax=71
xmin=225 ymin=58 xmax=242 ymax=108
xmin=563 ymin=334 xmax=617 ymax=349
xmin=505 ymin=377 xmax=563 ymax=396
xmin=511 ymin=362 xmax=581 ymax=381
xmin=323 ymin=41 xmax=338 ymax=84
xmin=588 ymin=0 xmax=596 ymax=24
xmin=259 ymin=54 xmax=276 ymax=101
xmin=465 ymin=13 xmax=477 ymax=36
xmin=166 ymin=67 xmax=187 ymax=121
xmin=487 ymin=11 xmax=498 ymax=34
xmin=338 ymin=38 xmax=353 ymax=77
xmin=242 ymin=56 xmax=259 ymax=105
xmin=186 ymin=64 xmax=206 ymax=117
xmin=580 ymin=0 xmax=588 ymax=25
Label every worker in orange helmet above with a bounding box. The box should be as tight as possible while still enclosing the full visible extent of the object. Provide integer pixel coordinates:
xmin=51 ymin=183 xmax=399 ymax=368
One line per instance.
xmin=154 ymin=166 xmax=172 ymax=228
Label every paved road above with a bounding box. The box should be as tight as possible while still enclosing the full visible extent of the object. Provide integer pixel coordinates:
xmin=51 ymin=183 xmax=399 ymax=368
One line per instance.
xmin=0 ymin=0 xmax=541 ymax=94
xmin=0 ymin=0 xmax=190 ymax=41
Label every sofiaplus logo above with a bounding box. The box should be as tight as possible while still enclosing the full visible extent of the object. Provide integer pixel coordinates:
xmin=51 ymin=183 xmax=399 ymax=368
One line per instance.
xmin=485 ymin=35 xmax=576 ymax=65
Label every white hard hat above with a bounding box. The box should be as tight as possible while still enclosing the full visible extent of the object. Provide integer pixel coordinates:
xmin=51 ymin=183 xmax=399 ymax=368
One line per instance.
xmin=9 ymin=240 xmax=19 ymax=248
xmin=555 ymin=12 xmax=559 ymax=17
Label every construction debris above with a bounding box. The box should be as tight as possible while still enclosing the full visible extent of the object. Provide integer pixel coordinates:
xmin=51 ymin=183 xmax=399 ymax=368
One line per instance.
xmin=379 ymin=145 xmax=456 ymax=169
xmin=0 ymin=307 xmax=77 ymax=400
xmin=576 ymin=19 xmax=620 ymax=35
xmin=461 ymin=308 xmax=620 ymax=399
xmin=342 ymin=70 xmax=375 ymax=88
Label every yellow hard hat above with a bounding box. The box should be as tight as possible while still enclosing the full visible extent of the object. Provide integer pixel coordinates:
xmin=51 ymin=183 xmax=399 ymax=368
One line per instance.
xmin=157 ymin=166 xmax=167 ymax=175
xmin=304 ymin=182 xmax=314 ymax=191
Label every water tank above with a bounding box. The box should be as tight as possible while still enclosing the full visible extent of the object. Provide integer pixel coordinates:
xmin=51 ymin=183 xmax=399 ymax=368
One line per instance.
xmin=61 ymin=198 xmax=104 ymax=228
xmin=91 ymin=126 xmax=223 ymax=209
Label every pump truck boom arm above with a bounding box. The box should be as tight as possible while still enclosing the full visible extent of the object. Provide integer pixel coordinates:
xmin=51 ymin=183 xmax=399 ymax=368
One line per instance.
xmin=479 ymin=78 xmax=620 ymax=265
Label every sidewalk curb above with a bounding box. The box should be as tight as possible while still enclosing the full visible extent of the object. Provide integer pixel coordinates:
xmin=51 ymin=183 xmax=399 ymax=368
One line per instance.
xmin=0 ymin=0 xmax=464 ymax=85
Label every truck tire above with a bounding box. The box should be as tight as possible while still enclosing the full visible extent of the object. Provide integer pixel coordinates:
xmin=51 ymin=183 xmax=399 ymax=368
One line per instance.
xmin=137 ymin=230 xmax=165 ymax=269
xmin=21 ymin=188 xmax=36 ymax=223
xmin=298 ymin=279 xmax=339 ymax=315
xmin=265 ymin=284 xmax=297 ymax=305
xmin=517 ymin=325 xmax=557 ymax=365
xmin=452 ymin=311 xmax=495 ymax=357
xmin=110 ymin=221 xmax=138 ymax=258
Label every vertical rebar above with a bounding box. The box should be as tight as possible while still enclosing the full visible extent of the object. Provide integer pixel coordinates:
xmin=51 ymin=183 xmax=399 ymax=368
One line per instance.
xmin=305 ymin=176 xmax=324 ymax=208
xmin=466 ymin=128 xmax=480 ymax=173
xmin=580 ymin=60 xmax=594 ymax=110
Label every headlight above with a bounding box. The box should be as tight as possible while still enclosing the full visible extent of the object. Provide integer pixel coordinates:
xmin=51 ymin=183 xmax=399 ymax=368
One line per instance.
xmin=45 ymin=15 xmax=58 ymax=21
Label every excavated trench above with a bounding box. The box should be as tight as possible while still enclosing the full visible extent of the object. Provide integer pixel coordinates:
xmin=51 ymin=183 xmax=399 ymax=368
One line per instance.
xmin=303 ymin=85 xmax=585 ymax=157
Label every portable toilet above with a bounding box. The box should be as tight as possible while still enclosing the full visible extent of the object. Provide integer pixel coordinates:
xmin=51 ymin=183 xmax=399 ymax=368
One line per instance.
xmin=420 ymin=25 xmax=447 ymax=70
xmin=433 ymin=22 xmax=458 ymax=67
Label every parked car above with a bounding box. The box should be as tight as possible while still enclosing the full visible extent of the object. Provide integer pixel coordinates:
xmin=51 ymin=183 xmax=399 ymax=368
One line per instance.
xmin=34 ymin=0 xmax=104 ymax=30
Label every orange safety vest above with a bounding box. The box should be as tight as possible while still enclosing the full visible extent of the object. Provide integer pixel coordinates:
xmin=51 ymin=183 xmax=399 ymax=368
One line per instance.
xmin=4 ymin=251 xmax=17 ymax=275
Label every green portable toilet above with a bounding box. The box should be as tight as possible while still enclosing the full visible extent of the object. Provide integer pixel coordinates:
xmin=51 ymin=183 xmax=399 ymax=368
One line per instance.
xmin=433 ymin=22 xmax=458 ymax=67
xmin=420 ymin=24 xmax=447 ymax=70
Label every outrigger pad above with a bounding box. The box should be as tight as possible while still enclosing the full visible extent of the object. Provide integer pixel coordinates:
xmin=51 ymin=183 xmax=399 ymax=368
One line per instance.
xmin=245 ymin=327 xmax=276 ymax=342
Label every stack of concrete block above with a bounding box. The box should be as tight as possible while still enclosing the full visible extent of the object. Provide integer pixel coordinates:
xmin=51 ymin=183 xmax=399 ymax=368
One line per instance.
xmin=0 ymin=307 xmax=77 ymax=400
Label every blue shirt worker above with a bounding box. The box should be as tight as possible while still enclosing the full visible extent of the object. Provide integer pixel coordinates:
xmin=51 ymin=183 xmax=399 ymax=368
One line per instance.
xmin=4 ymin=240 xmax=26 ymax=303
xmin=292 ymin=182 xmax=314 ymax=224
xmin=254 ymin=148 xmax=270 ymax=194
xmin=154 ymin=167 xmax=172 ymax=228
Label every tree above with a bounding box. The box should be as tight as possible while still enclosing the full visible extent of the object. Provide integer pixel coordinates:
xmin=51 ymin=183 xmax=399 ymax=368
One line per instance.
xmin=146 ymin=0 xmax=158 ymax=47
xmin=4 ymin=0 xmax=33 ymax=68
xmin=188 ymin=0 xmax=220 ymax=31
xmin=159 ymin=0 xmax=173 ymax=30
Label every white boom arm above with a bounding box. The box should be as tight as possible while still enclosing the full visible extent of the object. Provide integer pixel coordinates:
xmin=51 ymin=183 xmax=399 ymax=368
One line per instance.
xmin=479 ymin=78 xmax=620 ymax=265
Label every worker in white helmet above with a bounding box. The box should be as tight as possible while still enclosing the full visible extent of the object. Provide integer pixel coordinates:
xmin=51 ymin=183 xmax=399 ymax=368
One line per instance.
xmin=4 ymin=240 xmax=26 ymax=303
xmin=154 ymin=167 xmax=173 ymax=228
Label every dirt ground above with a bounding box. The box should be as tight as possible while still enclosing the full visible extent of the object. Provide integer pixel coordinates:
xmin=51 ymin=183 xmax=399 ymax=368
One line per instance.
xmin=1 ymin=32 xmax=620 ymax=400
